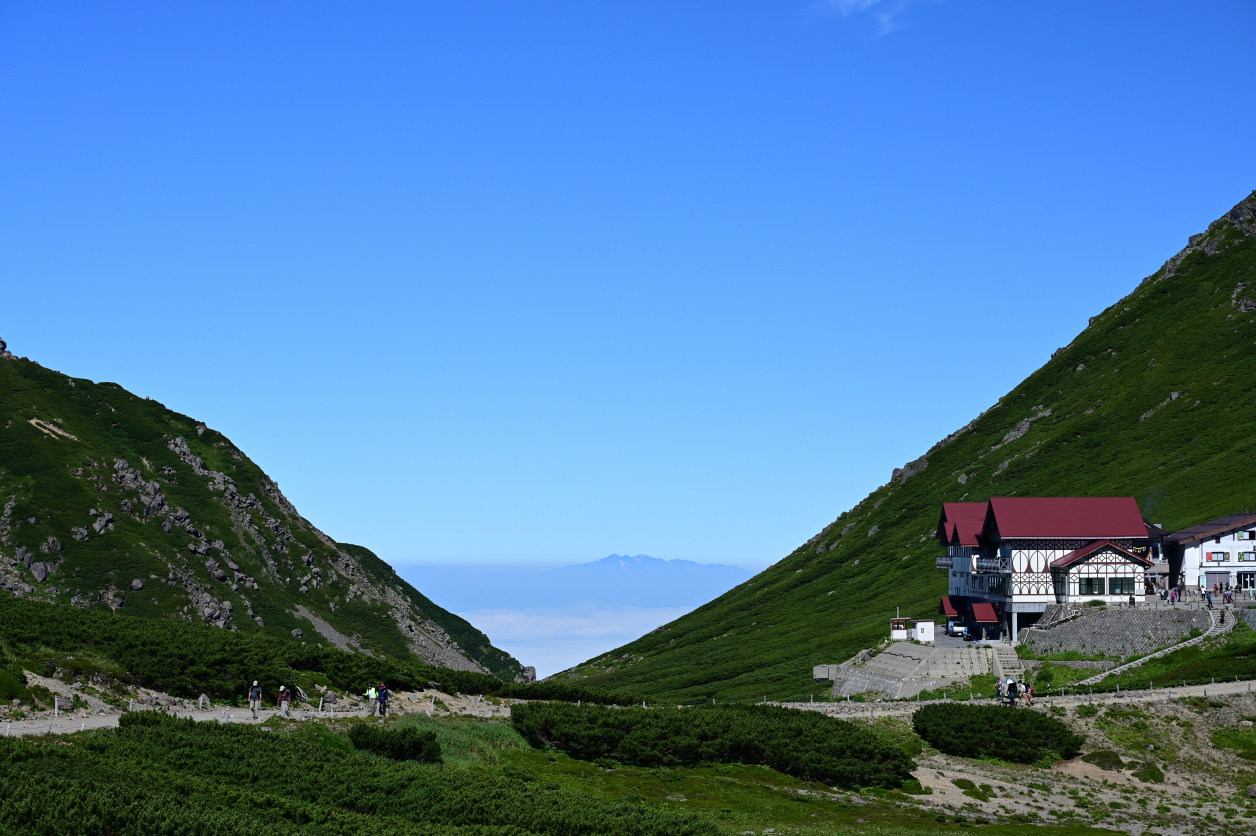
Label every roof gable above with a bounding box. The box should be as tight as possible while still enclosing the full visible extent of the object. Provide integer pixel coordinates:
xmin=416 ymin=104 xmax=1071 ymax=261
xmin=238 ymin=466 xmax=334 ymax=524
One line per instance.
xmin=952 ymin=519 xmax=983 ymax=547
xmin=937 ymin=501 xmax=990 ymax=546
xmin=985 ymin=497 xmax=1147 ymax=540
xmin=1050 ymin=540 xmax=1153 ymax=569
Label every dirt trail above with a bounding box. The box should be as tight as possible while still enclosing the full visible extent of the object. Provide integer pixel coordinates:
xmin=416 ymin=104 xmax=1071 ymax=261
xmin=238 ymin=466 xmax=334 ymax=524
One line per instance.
xmin=3 ymin=673 xmax=518 ymax=738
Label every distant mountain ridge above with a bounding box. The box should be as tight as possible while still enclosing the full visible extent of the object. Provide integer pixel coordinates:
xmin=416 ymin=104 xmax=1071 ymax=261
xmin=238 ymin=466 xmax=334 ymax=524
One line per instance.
xmin=402 ymin=554 xmax=754 ymax=612
xmin=0 ymin=355 xmax=525 ymax=680
xmin=547 ymin=555 xmax=753 ymax=608
xmin=562 ymin=188 xmax=1256 ymax=701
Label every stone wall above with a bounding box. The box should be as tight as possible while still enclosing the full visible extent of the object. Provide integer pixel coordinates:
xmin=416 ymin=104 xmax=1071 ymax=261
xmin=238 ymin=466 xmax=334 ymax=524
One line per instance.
xmin=1021 ymin=608 xmax=1209 ymax=659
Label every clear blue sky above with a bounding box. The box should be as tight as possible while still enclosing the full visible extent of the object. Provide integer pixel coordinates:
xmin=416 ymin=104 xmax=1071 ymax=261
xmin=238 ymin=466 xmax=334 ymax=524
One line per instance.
xmin=4 ymin=1 xmax=1255 ymax=569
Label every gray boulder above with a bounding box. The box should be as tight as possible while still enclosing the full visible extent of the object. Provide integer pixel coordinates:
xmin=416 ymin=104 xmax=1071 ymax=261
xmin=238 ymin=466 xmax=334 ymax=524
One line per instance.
xmin=130 ymin=579 xmax=144 ymax=591
xmin=16 ymin=546 xmax=32 ymax=567
xmin=291 ymin=628 xmax=304 ymax=638
xmin=30 ymin=562 xmax=48 ymax=583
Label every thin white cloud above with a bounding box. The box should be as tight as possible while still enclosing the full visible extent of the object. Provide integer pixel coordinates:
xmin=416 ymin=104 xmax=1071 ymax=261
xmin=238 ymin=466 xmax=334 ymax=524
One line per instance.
xmin=821 ymin=0 xmax=885 ymax=15
xmin=812 ymin=0 xmax=935 ymax=35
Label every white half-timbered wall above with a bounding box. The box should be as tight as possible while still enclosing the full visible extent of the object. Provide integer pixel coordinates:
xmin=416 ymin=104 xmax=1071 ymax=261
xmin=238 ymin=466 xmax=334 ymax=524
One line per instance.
xmin=1050 ymin=548 xmax=1147 ymax=603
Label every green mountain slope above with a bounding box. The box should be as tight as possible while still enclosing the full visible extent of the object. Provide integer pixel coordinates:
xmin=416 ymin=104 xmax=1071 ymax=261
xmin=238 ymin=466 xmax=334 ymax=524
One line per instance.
xmin=0 ymin=356 xmax=525 ymax=681
xmin=562 ymin=189 xmax=1256 ymax=702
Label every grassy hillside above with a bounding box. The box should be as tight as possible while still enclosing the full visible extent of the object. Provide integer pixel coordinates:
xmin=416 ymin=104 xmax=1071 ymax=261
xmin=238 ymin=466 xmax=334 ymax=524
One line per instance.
xmin=0 ymin=355 xmax=524 ymax=680
xmin=563 ymin=189 xmax=1256 ymax=702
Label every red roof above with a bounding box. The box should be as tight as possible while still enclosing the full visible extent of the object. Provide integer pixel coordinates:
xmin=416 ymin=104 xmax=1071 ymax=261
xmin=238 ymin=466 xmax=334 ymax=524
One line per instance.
xmin=937 ymin=502 xmax=989 ymax=545
xmin=943 ymin=502 xmax=988 ymax=522
xmin=986 ymin=497 xmax=1147 ymax=540
xmin=1050 ymin=540 xmax=1153 ymax=569
xmin=970 ymin=602 xmax=998 ymax=622
xmin=939 ymin=596 xmax=959 ymax=617
xmin=951 ymin=519 xmax=984 ymax=547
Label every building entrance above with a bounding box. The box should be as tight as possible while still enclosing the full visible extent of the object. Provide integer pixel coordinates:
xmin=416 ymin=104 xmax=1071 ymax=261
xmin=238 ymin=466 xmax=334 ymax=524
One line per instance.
xmin=1238 ymin=572 xmax=1256 ymax=590
xmin=1204 ymin=571 xmax=1231 ymax=590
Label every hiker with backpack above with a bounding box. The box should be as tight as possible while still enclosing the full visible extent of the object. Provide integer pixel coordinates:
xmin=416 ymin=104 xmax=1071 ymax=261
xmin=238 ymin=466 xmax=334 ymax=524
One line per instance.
xmin=248 ymin=680 xmax=263 ymax=719
xmin=377 ymin=683 xmax=390 ymax=717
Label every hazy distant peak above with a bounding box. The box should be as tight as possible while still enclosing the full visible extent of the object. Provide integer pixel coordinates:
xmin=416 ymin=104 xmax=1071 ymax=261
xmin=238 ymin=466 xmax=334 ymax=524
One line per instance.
xmin=553 ymin=554 xmax=751 ymax=576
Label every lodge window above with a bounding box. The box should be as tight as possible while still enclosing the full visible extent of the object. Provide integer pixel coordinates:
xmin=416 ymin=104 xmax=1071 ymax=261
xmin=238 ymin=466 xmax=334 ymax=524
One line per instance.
xmin=1207 ymin=552 xmax=1230 ymax=562
xmin=1109 ymin=577 xmax=1135 ymax=595
xmin=1238 ymin=531 xmax=1256 ymax=541
xmin=1240 ymin=553 xmax=1256 ymax=563
xmin=1080 ymin=578 xmax=1105 ymax=595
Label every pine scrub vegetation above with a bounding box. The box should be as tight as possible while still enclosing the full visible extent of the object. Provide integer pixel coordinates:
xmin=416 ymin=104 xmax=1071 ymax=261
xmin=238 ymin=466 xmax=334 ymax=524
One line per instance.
xmin=0 ymin=595 xmax=636 ymax=706
xmin=0 ymin=711 xmax=715 ymax=836
xmin=510 ymin=701 xmax=915 ymax=788
xmin=911 ymin=703 xmax=1085 ymax=763
xmin=349 ymin=722 xmax=442 ymax=762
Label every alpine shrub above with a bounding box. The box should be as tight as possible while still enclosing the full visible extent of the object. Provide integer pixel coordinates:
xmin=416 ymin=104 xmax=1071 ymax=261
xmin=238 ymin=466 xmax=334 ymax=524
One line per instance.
xmin=912 ymin=703 xmax=1084 ymax=763
xmin=348 ymin=722 xmax=442 ymax=762
xmin=512 ymin=702 xmax=914 ymax=788
xmin=0 ymin=597 xmax=634 ymax=706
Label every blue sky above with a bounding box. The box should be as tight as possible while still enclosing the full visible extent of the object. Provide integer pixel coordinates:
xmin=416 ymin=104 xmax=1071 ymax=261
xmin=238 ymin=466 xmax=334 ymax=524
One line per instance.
xmin=4 ymin=1 xmax=1255 ymax=571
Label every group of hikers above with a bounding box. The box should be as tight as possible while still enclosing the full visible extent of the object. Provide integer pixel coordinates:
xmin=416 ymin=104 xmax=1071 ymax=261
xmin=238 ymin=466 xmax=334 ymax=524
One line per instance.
xmin=247 ymin=681 xmax=294 ymax=718
xmin=364 ymin=683 xmax=391 ymax=716
xmin=1158 ymin=583 xmax=1251 ymax=608
xmin=996 ymin=676 xmax=1033 ymax=707
xmin=244 ymin=681 xmax=390 ymax=719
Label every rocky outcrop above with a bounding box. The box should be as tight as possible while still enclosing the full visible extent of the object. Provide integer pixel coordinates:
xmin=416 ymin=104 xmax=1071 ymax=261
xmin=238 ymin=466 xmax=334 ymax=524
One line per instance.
xmin=892 ymin=455 xmax=928 ymax=484
xmin=1149 ymin=190 xmax=1256 ymax=282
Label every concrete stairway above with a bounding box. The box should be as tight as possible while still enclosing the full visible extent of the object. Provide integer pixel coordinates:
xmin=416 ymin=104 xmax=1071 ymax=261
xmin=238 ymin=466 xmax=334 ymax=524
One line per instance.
xmin=829 ymin=642 xmax=993 ymax=700
xmin=992 ymin=645 xmax=1023 ymax=680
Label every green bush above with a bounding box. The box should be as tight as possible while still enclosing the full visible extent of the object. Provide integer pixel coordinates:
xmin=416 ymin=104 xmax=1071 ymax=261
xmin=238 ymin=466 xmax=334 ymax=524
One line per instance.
xmin=0 ymin=663 xmax=29 ymax=702
xmin=0 ymin=596 xmax=633 ymax=706
xmin=1081 ymin=749 xmax=1125 ymax=770
xmin=1132 ymin=762 xmax=1165 ymax=783
xmin=911 ymin=704 xmax=1085 ymax=763
xmin=1075 ymin=704 xmax=1099 ymax=718
xmin=512 ymin=702 xmax=914 ymax=789
xmin=1211 ymin=727 xmax=1256 ymax=761
xmin=0 ymin=710 xmax=713 ymax=836
xmin=348 ymin=723 xmax=441 ymax=762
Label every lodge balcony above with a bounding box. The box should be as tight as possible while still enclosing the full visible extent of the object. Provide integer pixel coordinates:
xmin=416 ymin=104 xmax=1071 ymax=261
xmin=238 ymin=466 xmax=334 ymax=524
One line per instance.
xmin=935 ymin=555 xmax=953 ymax=569
xmin=975 ymin=555 xmax=1012 ymax=572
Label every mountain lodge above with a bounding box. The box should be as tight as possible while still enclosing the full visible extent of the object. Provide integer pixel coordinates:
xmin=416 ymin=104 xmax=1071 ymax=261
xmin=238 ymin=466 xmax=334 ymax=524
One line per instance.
xmin=935 ymin=497 xmax=1161 ymax=641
